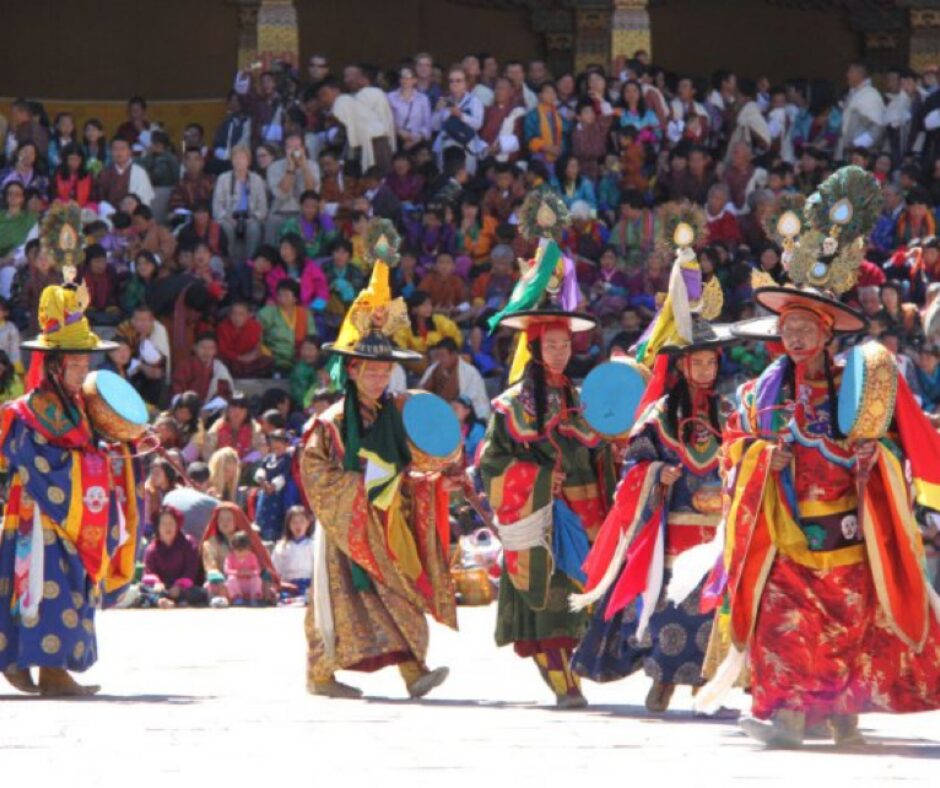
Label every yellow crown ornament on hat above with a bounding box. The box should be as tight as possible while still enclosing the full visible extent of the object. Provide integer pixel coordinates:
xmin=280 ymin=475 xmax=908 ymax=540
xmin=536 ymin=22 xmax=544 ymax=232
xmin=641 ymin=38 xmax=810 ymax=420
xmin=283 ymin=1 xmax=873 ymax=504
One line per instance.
xmin=637 ymin=201 xmax=722 ymax=366
xmin=325 ymin=219 xmax=414 ymax=380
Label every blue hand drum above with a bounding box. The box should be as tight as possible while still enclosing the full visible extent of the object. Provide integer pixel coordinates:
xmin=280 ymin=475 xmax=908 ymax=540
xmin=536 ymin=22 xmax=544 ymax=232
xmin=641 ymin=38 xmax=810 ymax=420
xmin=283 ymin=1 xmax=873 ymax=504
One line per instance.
xmin=837 ymin=342 xmax=898 ymax=441
xmin=580 ymin=360 xmax=648 ymax=438
xmin=403 ymin=392 xmax=463 ymax=472
xmin=83 ymin=369 xmax=150 ymax=442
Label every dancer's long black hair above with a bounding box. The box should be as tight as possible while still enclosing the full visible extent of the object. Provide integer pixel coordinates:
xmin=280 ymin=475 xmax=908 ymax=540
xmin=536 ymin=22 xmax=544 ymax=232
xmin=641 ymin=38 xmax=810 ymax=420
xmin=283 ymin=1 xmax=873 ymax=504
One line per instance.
xmin=665 ymin=360 xmax=722 ymax=445
xmin=528 ymin=338 xmax=575 ymax=436
xmin=782 ymin=351 xmax=845 ymax=440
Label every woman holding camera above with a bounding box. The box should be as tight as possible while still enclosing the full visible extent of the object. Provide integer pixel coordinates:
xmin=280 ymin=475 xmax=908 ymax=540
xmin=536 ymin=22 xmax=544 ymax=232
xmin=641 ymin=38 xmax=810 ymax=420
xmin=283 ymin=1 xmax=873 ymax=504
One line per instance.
xmin=212 ymin=145 xmax=268 ymax=264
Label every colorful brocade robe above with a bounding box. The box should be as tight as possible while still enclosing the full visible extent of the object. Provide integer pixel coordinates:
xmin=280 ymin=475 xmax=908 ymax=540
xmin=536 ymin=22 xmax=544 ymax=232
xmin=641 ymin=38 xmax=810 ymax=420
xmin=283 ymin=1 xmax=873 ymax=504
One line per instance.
xmin=0 ymin=385 xmax=141 ymax=671
xmin=479 ymin=379 xmax=616 ymax=655
xmin=721 ymin=357 xmax=940 ymax=719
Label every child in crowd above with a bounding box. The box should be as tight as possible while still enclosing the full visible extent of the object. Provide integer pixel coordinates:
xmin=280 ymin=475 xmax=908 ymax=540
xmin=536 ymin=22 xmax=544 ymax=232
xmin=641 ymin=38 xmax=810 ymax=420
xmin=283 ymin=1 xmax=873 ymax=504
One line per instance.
xmin=272 ymin=506 xmax=315 ymax=604
xmin=253 ymin=429 xmax=294 ymax=542
xmin=224 ymin=531 xmax=264 ymax=606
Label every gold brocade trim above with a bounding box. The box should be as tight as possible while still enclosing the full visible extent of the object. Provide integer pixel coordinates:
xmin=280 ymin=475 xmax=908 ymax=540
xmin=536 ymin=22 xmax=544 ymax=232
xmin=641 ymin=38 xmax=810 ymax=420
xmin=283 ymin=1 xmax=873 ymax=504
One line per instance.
xmin=797 ymin=496 xmax=858 ymax=518
xmin=667 ymin=513 xmax=721 ymax=527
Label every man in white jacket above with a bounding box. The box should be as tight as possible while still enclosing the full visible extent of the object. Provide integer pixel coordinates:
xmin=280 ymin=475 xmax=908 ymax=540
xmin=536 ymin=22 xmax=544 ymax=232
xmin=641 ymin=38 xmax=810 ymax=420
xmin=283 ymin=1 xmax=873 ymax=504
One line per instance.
xmin=419 ymin=337 xmax=491 ymax=421
xmin=837 ymin=62 xmax=886 ymax=159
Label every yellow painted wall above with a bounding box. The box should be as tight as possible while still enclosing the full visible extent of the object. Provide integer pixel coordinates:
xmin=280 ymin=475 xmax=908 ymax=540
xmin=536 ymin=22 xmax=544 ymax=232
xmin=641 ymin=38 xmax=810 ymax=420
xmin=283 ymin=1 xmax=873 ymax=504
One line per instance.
xmin=0 ymin=99 xmax=227 ymax=149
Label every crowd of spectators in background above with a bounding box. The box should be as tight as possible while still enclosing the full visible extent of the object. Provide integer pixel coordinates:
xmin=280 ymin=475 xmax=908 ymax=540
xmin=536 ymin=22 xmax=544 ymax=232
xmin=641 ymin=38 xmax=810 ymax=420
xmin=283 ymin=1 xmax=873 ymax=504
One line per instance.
xmin=5 ymin=49 xmax=940 ymax=605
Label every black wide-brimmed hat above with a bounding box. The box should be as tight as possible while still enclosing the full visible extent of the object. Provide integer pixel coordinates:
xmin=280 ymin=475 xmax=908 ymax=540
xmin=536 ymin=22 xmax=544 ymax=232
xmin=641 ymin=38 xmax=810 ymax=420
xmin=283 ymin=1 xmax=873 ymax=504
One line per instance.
xmin=661 ymin=315 xmax=738 ymax=356
xmin=323 ymin=329 xmax=422 ymax=362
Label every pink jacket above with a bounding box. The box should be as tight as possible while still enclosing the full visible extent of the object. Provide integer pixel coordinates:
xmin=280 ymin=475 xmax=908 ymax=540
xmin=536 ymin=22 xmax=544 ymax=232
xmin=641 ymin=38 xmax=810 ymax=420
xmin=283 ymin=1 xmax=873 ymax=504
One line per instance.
xmin=224 ymin=550 xmax=261 ymax=580
xmin=300 ymin=259 xmax=329 ymax=309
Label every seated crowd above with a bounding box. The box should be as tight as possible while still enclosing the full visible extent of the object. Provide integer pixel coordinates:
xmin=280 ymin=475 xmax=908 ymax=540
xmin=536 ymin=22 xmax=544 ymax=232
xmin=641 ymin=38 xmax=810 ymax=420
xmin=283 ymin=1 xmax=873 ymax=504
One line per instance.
xmin=4 ymin=50 xmax=940 ymax=605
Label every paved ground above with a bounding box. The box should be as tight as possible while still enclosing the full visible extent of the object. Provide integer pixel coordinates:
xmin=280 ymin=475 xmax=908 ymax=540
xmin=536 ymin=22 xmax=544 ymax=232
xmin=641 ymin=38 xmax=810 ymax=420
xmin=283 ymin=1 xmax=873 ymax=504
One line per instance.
xmin=1 ymin=606 xmax=938 ymax=786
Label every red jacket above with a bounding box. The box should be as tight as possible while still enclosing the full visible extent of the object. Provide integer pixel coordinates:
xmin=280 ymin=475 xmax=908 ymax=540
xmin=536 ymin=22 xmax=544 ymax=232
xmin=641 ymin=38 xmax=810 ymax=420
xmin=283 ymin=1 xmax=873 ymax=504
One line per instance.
xmin=217 ymin=317 xmax=263 ymax=364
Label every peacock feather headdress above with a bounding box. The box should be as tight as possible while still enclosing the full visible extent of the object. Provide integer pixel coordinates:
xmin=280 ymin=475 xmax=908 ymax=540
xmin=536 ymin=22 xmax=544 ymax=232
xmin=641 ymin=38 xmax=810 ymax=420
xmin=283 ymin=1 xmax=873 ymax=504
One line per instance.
xmin=40 ymin=200 xmax=84 ymax=284
xmin=787 ymin=165 xmax=882 ymax=295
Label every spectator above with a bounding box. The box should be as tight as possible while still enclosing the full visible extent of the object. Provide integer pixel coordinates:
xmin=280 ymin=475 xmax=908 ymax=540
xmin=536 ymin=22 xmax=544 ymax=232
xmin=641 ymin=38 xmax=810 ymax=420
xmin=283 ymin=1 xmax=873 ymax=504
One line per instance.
xmin=265 ymin=132 xmax=321 ymax=242
xmin=204 ymin=392 xmax=265 ymax=463
xmin=224 ymin=532 xmax=265 ymax=606
xmin=252 ymin=429 xmax=294 ymax=542
xmin=120 ymin=250 xmax=161 ymax=315
xmin=722 ymin=141 xmax=766 ymax=213
xmin=234 ymin=67 xmax=286 ymax=147
xmin=51 ymin=143 xmax=94 ymax=207
xmin=414 ymin=52 xmax=442 ymax=107
xmin=207 ymin=446 xmax=242 ymax=504
xmin=6 ymin=99 xmax=49 ymax=160
xmin=584 ymin=245 xmax=631 ymax=319
xmin=81 ymin=118 xmax=109 ymax=176
xmin=177 ymin=202 xmax=229 ymax=265
xmin=505 ymin=60 xmax=536 ymax=110
xmin=1 ymin=142 xmax=48 ymax=196
xmin=129 ymin=204 xmax=177 ymax=263
xmin=420 ymin=336 xmax=490 ymax=420
xmin=11 ymin=239 xmax=59 ymax=334
xmin=82 ymin=244 xmax=121 ymax=325
xmin=729 ymin=78 xmax=771 ymax=154
xmin=524 ymin=81 xmax=569 ymax=173
xmin=386 ymin=152 xmax=425 ymax=204
xmin=349 ymin=63 xmax=398 ymax=172
xmin=259 ymin=278 xmax=318 ymax=374
xmin=452 ymin=394 xmax=486 ymax=463
xmin=140 ymin=130 xmax=180 ymax=188
xmin=117 ymin=304 xmax=171 ymax=403
xmin=278 ymin=190 xmax=337 ymax=259
xmin=271 ymin=506 xmax=315 ymax=602
xmin=0 ymin=349 xmax=23 ymax=404
xmin=704 ymin=182 xmax=742 ymax=247
xmin=170 ymin=392 xmax=205 ymax=464
xmin=143 ymin=458 xmax=180 ymax=538
xmin=552 ymin=154 xmax=597 ymax=210
xmin=210 ymin=90 xmax=252 ymax=174
xmin=0 ymin=297 xmax=22 ymax=375
xmin=212 ymin=145 xmax=268 ymax=263
xmin=322 ymin=238 xmax=365 ymax=318
xmin=571 ymin=99 xmax=613 ymax=181
xmin=171 ymin=332 xmax=234 ymax=402
xmin=618 ymin=79 xmax=660 ymax=146
xmin=359 ymin=165 xmax=401 ymax=221
xmin=913 ymin=342 xmax=940 ymax=414
xmin=289 ymin=336 xmax=326 ymax=409
xmin=394 ymin=290 xmax=463 ymax=370
xmin=419 ymin=252 xmax=468 ymax=316
xmin=608 ymin=190 xmax=656 ymax=268
xmin=115 ymin=96 xmax=154 ymax=148
xmin=0 ymin=182 xmax=38 ymax=269
xmin=169 ymin=147 xmax=216 ymax=213
xmin=140 ymin=506 xmax=206 ymax=609
xmin=482 ymin=163 xmax=524 ymax=222
xmin=388 ymin=64 xmax=432 ymax=150
xmin=315 ymin=77 xmax=386 ymax=170
xmin=97 ymin=136 xmax=155 ymax=208
xmin=896 ymin=186 xmax=936 ymax=244
xmin=432 ymin=66 xmax=484 ymax=172
xmin=838 ymin=62 xmax=886 ymax=159
xmin=217 ymin=301 xmax=274 ymax=378
xmin=200 ymin=503 xmax=279 ymax=606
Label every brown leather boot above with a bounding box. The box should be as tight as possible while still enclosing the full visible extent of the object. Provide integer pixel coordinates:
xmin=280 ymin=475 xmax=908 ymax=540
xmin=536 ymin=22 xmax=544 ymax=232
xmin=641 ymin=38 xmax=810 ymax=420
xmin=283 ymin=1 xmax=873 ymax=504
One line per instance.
xmin=829 ymin=714 xmax=866 ymax=746
xmin=38 ymin=668 xmax=100 ymax=697
xmin=3 ymin=667 xmax=39 ymax=694
xmin=645 ymin=680 xmax=676 ymax=713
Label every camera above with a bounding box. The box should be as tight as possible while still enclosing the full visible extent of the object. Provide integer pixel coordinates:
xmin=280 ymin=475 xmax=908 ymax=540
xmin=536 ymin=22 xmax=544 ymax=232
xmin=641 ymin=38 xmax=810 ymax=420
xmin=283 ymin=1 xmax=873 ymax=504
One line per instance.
xmin=233 ymin=211 xmax=249 ymax=240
